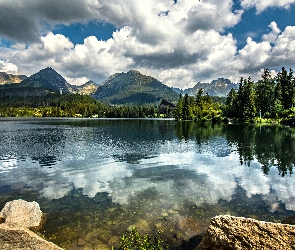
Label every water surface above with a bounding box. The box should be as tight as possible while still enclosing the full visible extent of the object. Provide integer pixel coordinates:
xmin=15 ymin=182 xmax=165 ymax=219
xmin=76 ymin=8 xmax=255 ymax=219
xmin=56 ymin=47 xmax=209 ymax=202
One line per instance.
xmin=0 ymin=118 xmax=295 ymax=249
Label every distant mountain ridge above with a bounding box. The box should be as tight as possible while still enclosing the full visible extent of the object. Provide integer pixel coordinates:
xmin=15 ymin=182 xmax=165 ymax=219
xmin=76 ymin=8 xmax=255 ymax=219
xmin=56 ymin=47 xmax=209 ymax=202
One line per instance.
xmin=68 ymin=80 xmax=98 ymax=95
xmin=173 ymin=78 xmax=238 ymax=97
xmin=0 ymin=72 xmax=27 ymax=85
xmin=0 ymin=67 xmax=237 ymax=105
xmin=93 ymin=70 xmax=179 ymax=105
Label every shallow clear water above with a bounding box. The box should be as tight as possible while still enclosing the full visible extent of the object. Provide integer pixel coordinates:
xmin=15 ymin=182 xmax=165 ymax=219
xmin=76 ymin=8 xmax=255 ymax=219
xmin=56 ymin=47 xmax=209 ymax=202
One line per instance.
xmin=0 ymin=118 xmax=295 ymax=249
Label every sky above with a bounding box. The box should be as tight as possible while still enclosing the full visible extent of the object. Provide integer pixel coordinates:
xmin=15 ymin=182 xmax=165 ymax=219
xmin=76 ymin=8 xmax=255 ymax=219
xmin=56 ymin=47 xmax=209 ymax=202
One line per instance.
xmin=0 ymin=0 xmax=295 ymax=89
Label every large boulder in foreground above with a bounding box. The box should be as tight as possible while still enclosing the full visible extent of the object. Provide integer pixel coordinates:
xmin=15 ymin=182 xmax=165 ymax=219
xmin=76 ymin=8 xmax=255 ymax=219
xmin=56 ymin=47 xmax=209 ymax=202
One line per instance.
xmin=0 ymin=223 xmax=62 ymax=250
xmin=0 ymin=199 xmax=62 ymax=250
xmin=197 ymin=215 xmax=295 ymax=250
xmin=0 ymin=200 xmax=43 ymax=230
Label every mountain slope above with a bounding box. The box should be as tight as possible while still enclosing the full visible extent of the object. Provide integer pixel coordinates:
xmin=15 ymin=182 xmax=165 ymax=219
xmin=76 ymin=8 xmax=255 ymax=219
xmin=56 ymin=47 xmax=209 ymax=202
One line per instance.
xmin=0 ymin=72 xmax=27 ymax=85
xmin=93 ymin=70 xmax=179 ymax=105
xmin=173 ymin=78 xmax=238 ymax=97
xmin=68 ymin=80 xmax=98 ymax=95
xmin=19 ymin=67 xmax=70 ymax=93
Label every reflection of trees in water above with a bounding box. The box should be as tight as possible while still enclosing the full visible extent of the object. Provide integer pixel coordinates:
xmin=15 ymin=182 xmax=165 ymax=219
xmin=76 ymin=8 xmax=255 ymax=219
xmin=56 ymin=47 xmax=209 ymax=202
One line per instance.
xmin=225 ymin=125 xmax=295 ymax=177
xmin=175 ymin=122 xmax=295 ymax=176
xmin=175 ymin=122 xmax=224 ymax=143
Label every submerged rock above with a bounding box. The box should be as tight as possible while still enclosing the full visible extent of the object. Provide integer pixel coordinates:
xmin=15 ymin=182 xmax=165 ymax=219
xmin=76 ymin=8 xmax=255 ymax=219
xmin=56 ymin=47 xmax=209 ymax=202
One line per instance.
xmin=0 ymin=199 xmax=43 ymax=230
xmin=196 ymin=215 xmax=295 ymax=250
xmin=176 ymin=217 xmax=203 ymax=239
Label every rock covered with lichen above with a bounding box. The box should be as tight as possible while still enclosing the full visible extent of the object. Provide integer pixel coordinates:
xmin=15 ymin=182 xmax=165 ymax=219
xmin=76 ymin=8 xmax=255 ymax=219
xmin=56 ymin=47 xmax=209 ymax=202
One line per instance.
xmin=196 ymin=215 xmax=295 ymax=250
xmin=0 ymin=199 xmax=43 ymax=230
xmin=0 ymin=199 xmax=62 ymax=250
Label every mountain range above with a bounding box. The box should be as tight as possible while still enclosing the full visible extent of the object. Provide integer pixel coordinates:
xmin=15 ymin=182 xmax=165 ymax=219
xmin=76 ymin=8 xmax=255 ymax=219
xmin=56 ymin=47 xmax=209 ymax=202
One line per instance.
xmin=0 ymin=68 xmax=237 ymax=105
xmin=0 ymin=72 xmax=27 ymax=85
xmin=173 ymin=78 xmax=238 ymax=97
xmin=68 ymin=80 xmax=99 ymax=95
xmin=93 ymin=70 xmax=179 ymax=105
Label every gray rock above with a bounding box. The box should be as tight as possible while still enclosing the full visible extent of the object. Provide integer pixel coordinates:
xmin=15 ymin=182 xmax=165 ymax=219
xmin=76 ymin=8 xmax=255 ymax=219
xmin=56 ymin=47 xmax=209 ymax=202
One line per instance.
xmin=196 ymin=215 xmax=295 ymax=250
xmin=0 ymin=223 xmax=62 ymax=250
xmin=0 ymin=199 xmax=43 ymax=230
xmin=0 ymin=199 xmax=62 ymax=249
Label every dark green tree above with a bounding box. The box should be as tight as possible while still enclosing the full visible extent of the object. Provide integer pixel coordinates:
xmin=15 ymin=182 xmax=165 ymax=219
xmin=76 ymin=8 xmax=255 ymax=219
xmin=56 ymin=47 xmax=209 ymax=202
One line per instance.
xmin=243 ymin=77 xmax=256 ymax=120
xmin=195 ymin=88 xmax=204 ymax=106
xmin=275 ymin=67 xmax=295 ymax=110
xmin=174 ymin=93 xmax=183 ymax=120
xmin=231 ymin=77 xmax=255 ymax=120
xmin=183 ymin=93 xmax=190 ymax=120
xmin=255 ymin=68 xmax=276 ymax=117
xmin=236 ymin=77 xmax=245 ymax=119
xmin=224 ymin=88 xmax=237 ymax=117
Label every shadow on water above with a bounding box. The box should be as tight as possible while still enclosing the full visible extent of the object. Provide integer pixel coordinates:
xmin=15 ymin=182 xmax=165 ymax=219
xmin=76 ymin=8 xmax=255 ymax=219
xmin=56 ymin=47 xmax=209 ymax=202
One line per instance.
xmin=172 ymin=235 xmax=203 ymax=250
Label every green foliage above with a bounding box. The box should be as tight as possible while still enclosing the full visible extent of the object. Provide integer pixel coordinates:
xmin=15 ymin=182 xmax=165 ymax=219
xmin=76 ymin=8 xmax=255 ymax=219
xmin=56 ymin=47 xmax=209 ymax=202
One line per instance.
xmin=275 ymin=67 xmax=295 ymax=110
xmin=174 ymin=93 xmax=184 ymax=120
xmin=255 ymin=68 xmax=276 ymax=117
xmin=174 ymin=122 xmax=295 ymax=176
xmin=0 ymin=90 xmax=164 ymax=118
xmin=114 ymin=228 xmax=169 ymax=250
xmin=174 ymin=89 xmax=223 ymax=122
xmin=2 ymin=65 xmax=295 ymax=123
xmin=224 ymin=88 xmax=237 ymax=117
xmin=224 ymin=67 xmax=295 ymax=121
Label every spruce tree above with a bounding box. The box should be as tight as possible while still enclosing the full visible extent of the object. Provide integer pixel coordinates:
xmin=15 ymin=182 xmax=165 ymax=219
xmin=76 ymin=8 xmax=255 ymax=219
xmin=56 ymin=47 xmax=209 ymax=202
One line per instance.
xmin=174 ymin=93 xmax=183 ymax=120
xmin=255 ymin=68 xmax=276 ymax=117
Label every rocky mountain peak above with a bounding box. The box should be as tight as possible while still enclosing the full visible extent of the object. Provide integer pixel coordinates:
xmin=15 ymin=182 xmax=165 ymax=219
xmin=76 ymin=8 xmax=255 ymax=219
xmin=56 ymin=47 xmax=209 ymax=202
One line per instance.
xmin=93 ymin=70 xmax=179 ymax=105
xmin=68 ymin=80 xmax=98 ymax=95
xmin=20 ymin=67 xmax=70 ymax=93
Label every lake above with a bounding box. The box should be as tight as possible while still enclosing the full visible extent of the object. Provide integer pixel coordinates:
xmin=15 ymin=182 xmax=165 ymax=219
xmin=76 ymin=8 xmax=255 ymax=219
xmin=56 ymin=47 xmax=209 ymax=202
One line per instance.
xmin=0 ymin=118 xmax=295 ymax=249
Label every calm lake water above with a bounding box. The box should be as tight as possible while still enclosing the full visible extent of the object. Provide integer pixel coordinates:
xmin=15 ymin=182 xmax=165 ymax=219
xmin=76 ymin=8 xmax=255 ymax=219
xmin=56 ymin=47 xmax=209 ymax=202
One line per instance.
xmin=0 ymin=118 xmax=295 ymax=249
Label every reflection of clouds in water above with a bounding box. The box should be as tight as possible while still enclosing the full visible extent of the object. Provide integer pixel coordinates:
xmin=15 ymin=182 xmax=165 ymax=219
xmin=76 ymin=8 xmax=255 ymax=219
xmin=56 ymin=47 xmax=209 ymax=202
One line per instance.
xmin=111 ymin=178 xmax=157 ymax=204
xmin=39 ymin=159 xmax=133 ymax=199
xmin=269 ymin=170 xmax=295 ymax=211
xmin=39 ymin=181 xmax=72 ymax=200
xmin=1 ymin=146 xmax=295 ymax=213
xmin=239 ymin=166 xmax=270 ymax=198
xmin=110 ymin=151 xmax=295 ymax=212
xmin=0 ymin=158 xmax=18 ymax=173
xmin=110 ymin=152 xmax=239 ymax=206
xmin=67 ymin=162 xmax=133 ymax=198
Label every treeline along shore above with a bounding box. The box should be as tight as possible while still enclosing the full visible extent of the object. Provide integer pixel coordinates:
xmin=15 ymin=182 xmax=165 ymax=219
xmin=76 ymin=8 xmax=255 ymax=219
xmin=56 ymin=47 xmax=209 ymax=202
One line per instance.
xmin=175 ymin=67 xmax=295 ymax=124
xmin=0 ymin=93 xmax=172 ymax=118
xmin=1 ymin=67 xmax=295 ymax=124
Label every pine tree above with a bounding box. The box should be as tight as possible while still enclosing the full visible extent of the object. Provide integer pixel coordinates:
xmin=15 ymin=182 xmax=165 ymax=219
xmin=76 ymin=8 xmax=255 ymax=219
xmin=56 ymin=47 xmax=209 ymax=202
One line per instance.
xmin=225 ymin=88 xmax=237 ymax=117
xmin=275 ymin=67 xmax=295 ymax=110
xmin=174 ymin=93 xmax=183 ymax=120
xmin=243 ymin=77 xmax=256 ymax=120
xmin=255 ymin=68 xmax=276 ymax=117
xmin=183 ymin=93 xmax=190 ymax=120
xmin=234 ymin=77 xmax=255 ymax=120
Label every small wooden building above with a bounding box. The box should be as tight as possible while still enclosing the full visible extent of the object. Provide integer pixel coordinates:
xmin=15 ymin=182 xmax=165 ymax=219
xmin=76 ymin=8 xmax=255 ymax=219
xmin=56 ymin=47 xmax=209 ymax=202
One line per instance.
xmin=159 ymin=99 xmax=176 ymax=114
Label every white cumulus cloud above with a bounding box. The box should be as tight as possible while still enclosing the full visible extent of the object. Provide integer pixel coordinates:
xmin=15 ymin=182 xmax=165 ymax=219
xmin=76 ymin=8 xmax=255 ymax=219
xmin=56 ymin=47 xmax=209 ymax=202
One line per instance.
xmin=241 ymin=0 xmax=295 ymax=13
xmin=0 ymin=1 xmax=294 ymax=88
